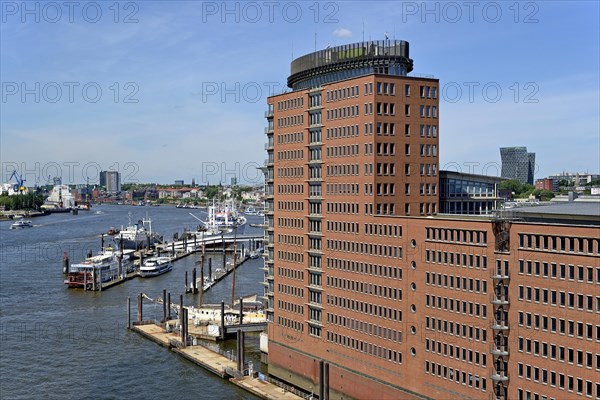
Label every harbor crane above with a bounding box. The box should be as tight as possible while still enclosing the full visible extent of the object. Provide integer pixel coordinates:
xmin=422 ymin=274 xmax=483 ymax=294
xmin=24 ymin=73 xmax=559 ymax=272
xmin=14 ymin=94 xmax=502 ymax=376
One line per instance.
xmin=9 ymin=170 xmax=26 ymax=192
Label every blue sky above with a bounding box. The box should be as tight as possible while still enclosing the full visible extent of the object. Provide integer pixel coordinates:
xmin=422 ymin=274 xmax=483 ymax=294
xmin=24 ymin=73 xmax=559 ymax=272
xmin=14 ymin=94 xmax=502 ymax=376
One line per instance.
xmin=1 ymin=1 xmax=598 ymax=185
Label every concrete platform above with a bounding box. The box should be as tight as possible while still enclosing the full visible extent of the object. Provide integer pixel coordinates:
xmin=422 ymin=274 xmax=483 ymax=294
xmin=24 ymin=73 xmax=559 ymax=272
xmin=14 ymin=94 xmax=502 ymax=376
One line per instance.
xmin=231 ymin=376 xmax=309 ymax=399
xmin=130 ymin=321 xmax=305 ymax=399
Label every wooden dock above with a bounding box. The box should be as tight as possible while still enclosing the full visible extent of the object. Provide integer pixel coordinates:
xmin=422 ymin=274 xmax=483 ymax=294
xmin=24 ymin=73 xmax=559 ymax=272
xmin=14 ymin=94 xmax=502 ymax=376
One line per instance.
xmin=130 ymin=321 xmax=307 ymax=399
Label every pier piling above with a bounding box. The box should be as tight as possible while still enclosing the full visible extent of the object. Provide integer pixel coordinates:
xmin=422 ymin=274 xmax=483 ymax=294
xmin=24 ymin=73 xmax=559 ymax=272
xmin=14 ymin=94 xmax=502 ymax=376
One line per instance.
xmin=208 ymin=258 xmax=212 ymax=280
xmin=137 ymin=293 xmax=143 ymax=322
xmin=127 ymin=297 xmax=131 ymax=329
xmin=62 ymin=252 xmax=69 ymax=274
xmin=162 ymin=289 xmax=167 ymax=323
xmin=185 ymin=271 xmax=188 ymax=293
xmin=220 ymin=301 xmax=225 ymax=340
xmin=239 ymin=297 xmax=244 ymax=326
xmin=192 ymin=268 xmax=197 ymax=294
xmin=167 ymin=292 xmax=171 ymax=320
xmin=179 ymin=294 xmax=184 ymax=342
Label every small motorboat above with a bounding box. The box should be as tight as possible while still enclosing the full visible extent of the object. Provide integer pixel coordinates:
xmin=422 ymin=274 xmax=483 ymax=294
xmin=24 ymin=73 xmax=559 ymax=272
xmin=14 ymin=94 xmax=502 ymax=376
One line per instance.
xmin=10 ymin=218 xmax=33 ymax=229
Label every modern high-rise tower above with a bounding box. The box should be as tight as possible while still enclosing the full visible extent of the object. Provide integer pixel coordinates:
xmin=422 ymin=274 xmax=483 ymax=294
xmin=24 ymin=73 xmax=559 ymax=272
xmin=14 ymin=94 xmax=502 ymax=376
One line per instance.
xmin=99 ymin=171 xmax=121 ymax=193
xmin=500 ymin=147 xmax=536 ymax=185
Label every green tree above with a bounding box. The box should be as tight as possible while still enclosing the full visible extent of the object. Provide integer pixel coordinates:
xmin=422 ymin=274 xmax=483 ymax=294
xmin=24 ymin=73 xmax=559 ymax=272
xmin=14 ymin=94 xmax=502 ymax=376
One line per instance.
xmin=531 ymin=189 xmax=555 ymax=201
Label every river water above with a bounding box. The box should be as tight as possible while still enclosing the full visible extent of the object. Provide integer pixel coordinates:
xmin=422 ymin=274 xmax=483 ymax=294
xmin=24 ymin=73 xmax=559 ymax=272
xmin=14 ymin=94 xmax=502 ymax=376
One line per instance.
xmin=0 ymin=204 xmax=264 ymax=399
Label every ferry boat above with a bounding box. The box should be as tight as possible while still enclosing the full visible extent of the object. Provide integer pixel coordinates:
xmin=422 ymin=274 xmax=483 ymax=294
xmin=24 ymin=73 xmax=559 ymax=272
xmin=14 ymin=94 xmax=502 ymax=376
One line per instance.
xmin=10 ymin=217 xmax=33 ymax=229
xmin=65 ymin=248 xmax=135 ymax=288
xmin=139 ymin=256 xmax=172 ymax=277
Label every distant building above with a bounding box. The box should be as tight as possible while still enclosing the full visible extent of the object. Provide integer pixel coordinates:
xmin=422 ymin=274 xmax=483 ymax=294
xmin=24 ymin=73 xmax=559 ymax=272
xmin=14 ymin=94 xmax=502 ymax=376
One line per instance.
xmin=535 ymin=178 xmax=557 ymax=192
xmin=500 ymin=146 xmax=535 ymax=184
xmin=99 ymin=171 xmax=121 ymax=193
xmin=231 ymin=177 xmax=238 ymax=186
xmin=439 ymin=171 xmax=505 ymax=214
xmin=548 ymin=172 xmax=600 ymax=186
xmin=174 ymin=180 xmax=184 ymax=186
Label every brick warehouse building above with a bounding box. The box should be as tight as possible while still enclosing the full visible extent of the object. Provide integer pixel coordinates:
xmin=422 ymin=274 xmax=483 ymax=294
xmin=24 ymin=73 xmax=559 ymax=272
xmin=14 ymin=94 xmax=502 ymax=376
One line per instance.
xmin=261 ymin=41 xmax=600 ymax=400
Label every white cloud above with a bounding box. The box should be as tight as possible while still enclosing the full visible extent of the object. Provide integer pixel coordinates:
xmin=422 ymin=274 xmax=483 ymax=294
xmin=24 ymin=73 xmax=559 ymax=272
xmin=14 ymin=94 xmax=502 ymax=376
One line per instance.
xmin=333 ymin=28 xmax=352 ymax=38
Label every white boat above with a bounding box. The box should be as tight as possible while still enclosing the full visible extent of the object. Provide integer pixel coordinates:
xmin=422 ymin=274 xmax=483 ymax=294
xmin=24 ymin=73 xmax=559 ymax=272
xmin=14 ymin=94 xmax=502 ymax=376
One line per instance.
xmin=65 ymin=247 xmax=135 ymax=287
xmin=10 ymin=218 xmax=33 ymax=229
xmin=203 ymin=199 xmax=247 ymax=235
xmin=244 ymin=206 xmax=257 ymax=215
xmin=139 ymin=256 xmax=172 ymax=277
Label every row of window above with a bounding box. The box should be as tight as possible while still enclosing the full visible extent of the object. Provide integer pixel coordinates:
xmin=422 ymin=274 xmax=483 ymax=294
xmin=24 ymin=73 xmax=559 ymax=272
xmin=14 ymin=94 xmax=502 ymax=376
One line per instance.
xmin=325 ymin=183 xmax=360 ymax=196
xmin=517 ymin=311 xmax=600 ymax=340
xmin=364 ymin=223 xmax=403 ymax=238
xmin=276 ymin=201 xmax=303 ymax=212
xmin=425 ymin=227 xmax=488 ymax=245
xmin=326 ymin=276 xmax=402 ymax=302
xmin=377 ymin=202 xmax=397 ymax=216
xmin=326 ymin=257 xmax=403 ymax=280
xmin=516 ymin=367 xmax=599 ymax=399
xmin=327 ymin=144 xmax=361 ymax=159
xmin=517 ymin=285 xmax=600 ymax=312
xmin=276 ymin=250 xmax=304 ymax=264
xmin=276 ymin=96 xmax=304 ymax=111
xmin=276 ymin=184 xmax=303 ymax=195
xmin=424 ymin=360 xmax=487 ymax=392
xmin=276 ymin=316 xmax=303 ymax=333
xmin=425 ymin=316 xmax=488 ymax=343
xmin=276 ymin=114 xmax=304 ymax=127
xmin=277 ymin=166 xmax=303 ymax=179
xmin=277 ymin=283 xmax=304 ymax=298
xmin=326 ymin=161 xmax=359 ymax=175
xmin=326 ymin=220 xmax=359 ymax=234
xmin=325 ymin=85 xmax=360 ymax=102
xmin=425 ymin=338 xmax=487 ymax=368
xmin=425 ymin=248 xmax=489 ymax=270
xmin=276 ymin=217 xmax=303 ymax=229
xmin=276 ymin=149 xmax=303 ymax=160
xmin=277 ymin=131 xmax=303 ymax=144
xmin=277 ymin=234 xmax=303 ymax=247
xmin=277 ymin=299 xmax=303 ymax=316
xmin=326 ymin=331 xmax=402 ymax=364
xmin=277 ymin=266 xmax=303 ymax=281
xmin=326 ymin=294 xmax=403 ymax=322
xmin=519 ymin=260 xmax=600 ymax=284
xmin=326 ymin=312 xmax=403 ymax=344
xmin=325 ymin=202 xmax=359 ymax=214
xmin=517 ymin=336 xmax=600 ymax=369
xmin=425 ymin=295 xmax=488 ymax=320
xmin=425 ymin=272 xmax=488 ymax=294
xmin=325 ymin=124 xmax=359 ymax=140
xmin=518 ymin=233 xmax=600 ymax=255
xmin=326 ymin=238 xmax=403 ymax=259
xmin=326 ymin=105 xmax=360 ymax=120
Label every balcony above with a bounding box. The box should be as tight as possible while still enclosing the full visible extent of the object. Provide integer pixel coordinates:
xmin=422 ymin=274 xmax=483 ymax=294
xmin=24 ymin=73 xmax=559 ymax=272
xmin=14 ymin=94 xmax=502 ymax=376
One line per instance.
xmin=490 ymin=294 xmax=509 ymax=306
xmin=264 ymin=110 xmax=274 ymax=118
xmin=264 ymin=127 xmax=273 ymax=134
xmin=491 ymin=270 xmax=510 ymax=280
xmin=490 ymin=372 xmax=509 ymax=382
xmin=491 ymin=321 xmax=509 ymax=331
xmin=490 ymin=345 xmax=509 ymax=357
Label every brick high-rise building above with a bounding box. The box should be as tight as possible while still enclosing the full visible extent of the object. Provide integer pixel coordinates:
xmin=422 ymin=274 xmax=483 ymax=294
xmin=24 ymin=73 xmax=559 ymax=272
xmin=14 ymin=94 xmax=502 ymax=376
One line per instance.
xmin=262 ymin=41 xmax=599 ymax=400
